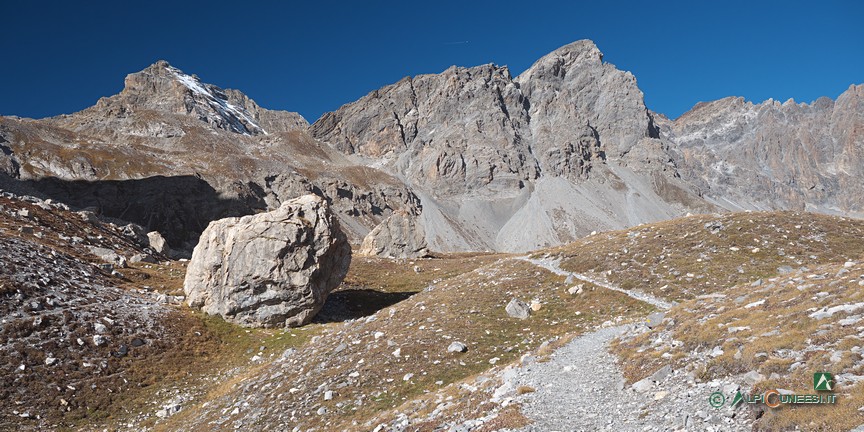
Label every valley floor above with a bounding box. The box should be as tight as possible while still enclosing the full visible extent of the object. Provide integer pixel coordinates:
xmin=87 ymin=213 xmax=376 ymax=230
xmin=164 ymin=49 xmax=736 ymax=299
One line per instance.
xmin=3 ymin=192 xmax=864 ymax=431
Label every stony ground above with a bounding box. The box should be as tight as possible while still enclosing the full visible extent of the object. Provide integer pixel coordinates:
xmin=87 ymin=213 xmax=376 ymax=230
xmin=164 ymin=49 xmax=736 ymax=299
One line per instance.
xmin=4 ymin=200 xmax=864 ymax=431
xmin=500 ymin=258 xmax=750 ymax=431
xmin=511 ymin=324 xmax=752 ymax=432
xmin=0 ymin=190 xmax=306 ymax=431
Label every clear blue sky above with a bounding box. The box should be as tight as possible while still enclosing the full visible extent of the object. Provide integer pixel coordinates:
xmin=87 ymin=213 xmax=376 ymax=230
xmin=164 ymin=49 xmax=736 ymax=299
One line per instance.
xmin=1 ymin=0 xmax=861 ymax=122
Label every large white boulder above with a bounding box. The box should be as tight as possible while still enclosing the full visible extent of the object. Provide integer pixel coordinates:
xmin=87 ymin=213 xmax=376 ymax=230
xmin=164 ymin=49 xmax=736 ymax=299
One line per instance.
xmin=184 ymin=195 xmax=350 ymax=327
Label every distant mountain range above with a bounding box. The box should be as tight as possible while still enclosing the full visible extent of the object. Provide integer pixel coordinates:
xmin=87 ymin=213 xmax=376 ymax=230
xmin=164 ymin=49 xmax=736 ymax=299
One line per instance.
xmin=1 ymin=40 xmax=861 ymax=254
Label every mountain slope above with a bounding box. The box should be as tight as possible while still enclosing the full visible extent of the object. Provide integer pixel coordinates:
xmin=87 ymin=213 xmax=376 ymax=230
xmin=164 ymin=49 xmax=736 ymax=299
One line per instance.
xmin=1 ymin=40 xmax=862 ymax=254
xmin=663 ymin=84 xmax=864 ymax=215
xmin=312 ymin=40 xmax=710 ymax=252
xmin=0 ymin=62 xmax=421 ymax=249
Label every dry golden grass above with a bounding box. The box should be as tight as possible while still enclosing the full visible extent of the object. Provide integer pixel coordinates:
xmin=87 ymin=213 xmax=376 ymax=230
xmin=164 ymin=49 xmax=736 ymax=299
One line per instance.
xmin=549 ymin=211 xmax=864 ymax=301
xmin=614 ymin=258 xmax=864 ymax=431
xmin=159 ymin=253 xmax=654 ymax=431
xmin=475 ymin=404 xmax=532 ymax=431
xmin=118 ymin=261 xmax=188 ymax=295
xmin=516 ymin=385 xmax=537 ymax=395
xmin=755 ymin=382 xmax=864 ymax=431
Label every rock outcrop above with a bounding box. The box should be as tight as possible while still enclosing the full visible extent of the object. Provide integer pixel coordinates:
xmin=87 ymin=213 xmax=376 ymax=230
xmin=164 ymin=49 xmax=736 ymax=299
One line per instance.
xmin=312 ymin=40 xmax=707 ymax=252
xmin=183 ymin=195 xmax=351 ymax=327
xmin=515 ymin=40 xmax=668 ymax=171
xmin=0 ymin=136 xmax=19 ymax=178
xmin=358 ymin=210 xmax=429 ymax=258
xmin=665 ymin=84 xmax=864 ymax=215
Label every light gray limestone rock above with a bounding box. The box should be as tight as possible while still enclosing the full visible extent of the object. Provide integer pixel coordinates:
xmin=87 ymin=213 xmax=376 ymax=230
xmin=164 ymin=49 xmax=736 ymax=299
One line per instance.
xmin=358 ymin=210 xmax=428 ymax=258
xmin=184 ymin=195 xmax=351 ymax=327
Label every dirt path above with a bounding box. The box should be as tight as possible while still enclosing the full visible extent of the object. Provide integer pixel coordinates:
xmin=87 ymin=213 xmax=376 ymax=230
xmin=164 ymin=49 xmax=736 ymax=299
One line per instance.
xmin=505 ymin=324 xmax=753 ymax=432
xmin=520 ymin=256 xmax=676 ymax=310
xmin=503 ymin=257 xmax=756 ymax=431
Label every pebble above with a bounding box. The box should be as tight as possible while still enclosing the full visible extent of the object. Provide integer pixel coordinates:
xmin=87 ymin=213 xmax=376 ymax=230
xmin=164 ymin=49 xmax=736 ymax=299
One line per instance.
xmin=505 ymin=298 xmax=531 ymax=319
xmin=93 ymin=334 xmax=107 ymax=346
xmin=448 ymin=341 xmax=468 ymax=353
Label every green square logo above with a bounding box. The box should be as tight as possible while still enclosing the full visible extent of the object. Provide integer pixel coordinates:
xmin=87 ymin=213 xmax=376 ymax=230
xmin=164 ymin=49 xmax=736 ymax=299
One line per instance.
xmin=814 ymin=372 xmax=834 ymax=391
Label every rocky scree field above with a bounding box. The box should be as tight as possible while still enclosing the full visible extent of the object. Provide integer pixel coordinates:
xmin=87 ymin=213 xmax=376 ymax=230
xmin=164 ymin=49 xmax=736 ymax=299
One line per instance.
xmin=0 ymin=191 xmax=318 ymax=431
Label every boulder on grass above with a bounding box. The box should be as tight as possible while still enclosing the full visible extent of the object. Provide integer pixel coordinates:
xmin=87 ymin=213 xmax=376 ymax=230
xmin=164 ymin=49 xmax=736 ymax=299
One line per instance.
xmin=184 ymin=195 xmax=351 ymax=327
xmin=358 ymin=210 xmax=428 ymax=259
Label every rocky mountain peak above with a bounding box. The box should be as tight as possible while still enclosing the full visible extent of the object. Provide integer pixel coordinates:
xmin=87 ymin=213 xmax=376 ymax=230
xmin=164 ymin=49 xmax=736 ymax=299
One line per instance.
xmin=50 ymin=61 xmax=308 ymax=137
xmin=516 ymin=39 xmax=659 ymax=164
xmin=119 ymin=61 xmax=268 ymax=135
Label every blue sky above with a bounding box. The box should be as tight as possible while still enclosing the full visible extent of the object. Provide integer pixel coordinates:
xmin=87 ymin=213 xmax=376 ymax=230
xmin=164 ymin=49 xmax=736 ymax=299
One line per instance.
xmin=1 ymin=0 xmax=861 ymax=121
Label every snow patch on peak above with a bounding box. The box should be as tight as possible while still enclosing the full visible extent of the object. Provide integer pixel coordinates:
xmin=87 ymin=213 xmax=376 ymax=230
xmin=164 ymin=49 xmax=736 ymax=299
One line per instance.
xmin=166 ymin=67 xmax=268 ymax=136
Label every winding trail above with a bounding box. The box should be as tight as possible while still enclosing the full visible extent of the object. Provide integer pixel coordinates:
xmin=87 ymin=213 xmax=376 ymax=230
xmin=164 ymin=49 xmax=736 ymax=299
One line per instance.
xmin=520 ymin=256 xmax=676 ymax=310
xmin=498 ymin=257 xmax=757 ymax=431
xmin=508 ymin=324 xmax=752 ymax=432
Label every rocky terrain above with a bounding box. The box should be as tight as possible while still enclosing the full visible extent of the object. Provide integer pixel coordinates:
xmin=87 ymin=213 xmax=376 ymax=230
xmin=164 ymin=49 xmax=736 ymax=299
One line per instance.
xmin=2 ymin=40 xmax=861 ymax=254
xmin=3 ymin=181 xmax=864 ymax=430
xmin=664 ymin=84 xmax=864 ymax=215
xmin=1 ymin=38 xmax=863 ymax=431
xmin=312 ymin=40 xmax=706 ymax=252
xmin=0 ymin=62 xmax=421 ymax=252
xmin=0 ymin=190 xmax=187 ymax=429
xmin=184 ymin=195 xmax=351 ymax=328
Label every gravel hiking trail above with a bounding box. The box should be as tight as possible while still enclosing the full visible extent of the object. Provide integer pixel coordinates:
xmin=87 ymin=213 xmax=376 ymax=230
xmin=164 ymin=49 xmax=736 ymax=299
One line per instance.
xmin=520 ymin=256 xmax=676 ymax=310
xmin=507 ymin=258 xmax=753 ymax=431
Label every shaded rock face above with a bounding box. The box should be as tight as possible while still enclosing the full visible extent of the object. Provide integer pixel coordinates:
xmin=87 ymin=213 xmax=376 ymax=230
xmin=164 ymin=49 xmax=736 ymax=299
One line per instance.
xmin=0 ymin=135 xmax=19 ymax=178
xmin=184 ymin=195 xmax=351 ymax=328
xmin=16 ymin=175 xmax=258 ymax=249
xmin=358 ymin=210 xmax=428 ymax=258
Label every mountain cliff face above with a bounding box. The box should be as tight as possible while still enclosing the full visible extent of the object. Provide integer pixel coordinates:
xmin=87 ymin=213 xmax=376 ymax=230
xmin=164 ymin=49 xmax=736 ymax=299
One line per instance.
xmin=664 ymin=84 xmax=864 ymax=216
xmin=515 ymin=40 xmax=666 ymax=171
xmin=0 ymin=41 xmax=861 ymax=253
xmin=312 ymin=40 xmax=705 ymax=251
xmin=312 ymin=64 xmax=538 ymax=196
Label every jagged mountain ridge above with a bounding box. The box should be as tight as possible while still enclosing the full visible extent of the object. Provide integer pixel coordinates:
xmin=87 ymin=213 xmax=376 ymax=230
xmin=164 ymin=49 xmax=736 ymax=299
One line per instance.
xmin=0 ymin=62 xmax=422 ymax=249
xmin=1 ymin=40 xmax=862 ymax=253
xmin=57 ymin=60 xmax=308 ymax=137
xmin=661 ymin=84 xmax=864 ymax=215
xmin=311 ymin=40 xmax=705 ymax=251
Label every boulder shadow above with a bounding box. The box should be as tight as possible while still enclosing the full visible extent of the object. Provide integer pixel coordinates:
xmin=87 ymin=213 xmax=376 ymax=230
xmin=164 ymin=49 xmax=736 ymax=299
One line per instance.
xmin=313 ymin=288 xmax=418 ymax=323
